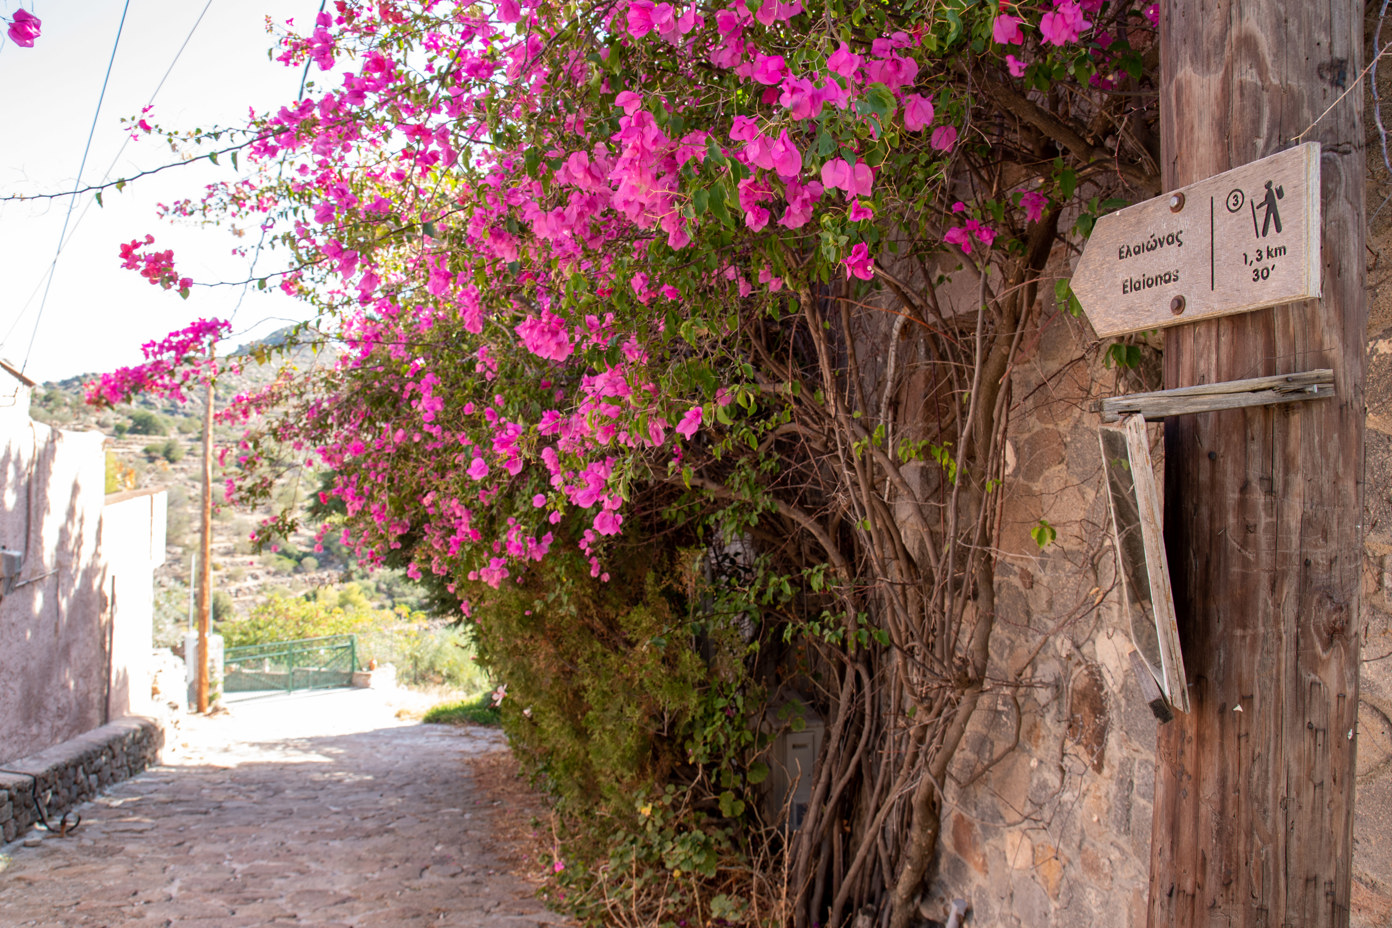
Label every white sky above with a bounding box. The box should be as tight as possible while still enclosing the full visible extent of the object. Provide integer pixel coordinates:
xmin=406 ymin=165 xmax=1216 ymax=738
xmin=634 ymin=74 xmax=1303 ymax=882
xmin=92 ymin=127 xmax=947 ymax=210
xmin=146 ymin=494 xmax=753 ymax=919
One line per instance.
xmin=0 ymin=0 xmax=325 ymax=384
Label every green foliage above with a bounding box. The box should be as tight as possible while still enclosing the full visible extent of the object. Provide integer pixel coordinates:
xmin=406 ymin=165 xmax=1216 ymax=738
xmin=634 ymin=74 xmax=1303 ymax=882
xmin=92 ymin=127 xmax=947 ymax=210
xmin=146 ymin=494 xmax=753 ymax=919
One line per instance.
xmin=126 ymin=409 xmax=169 ymax=436
xmin=468 ymin=530 xmax=768 ymax=923
xmin=211 ymin=590 xmax=236 ymax=623
xmin=423 ymin=693 xmax=501 ymax=726
xmin=219 ymin=585 xmax=489 ymax=690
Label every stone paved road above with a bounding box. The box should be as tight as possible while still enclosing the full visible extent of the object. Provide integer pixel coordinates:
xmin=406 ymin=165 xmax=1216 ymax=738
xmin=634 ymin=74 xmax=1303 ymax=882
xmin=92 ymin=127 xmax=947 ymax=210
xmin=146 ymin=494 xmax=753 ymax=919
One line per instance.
xmin=0 ymin=688 xmax=570 ymax=928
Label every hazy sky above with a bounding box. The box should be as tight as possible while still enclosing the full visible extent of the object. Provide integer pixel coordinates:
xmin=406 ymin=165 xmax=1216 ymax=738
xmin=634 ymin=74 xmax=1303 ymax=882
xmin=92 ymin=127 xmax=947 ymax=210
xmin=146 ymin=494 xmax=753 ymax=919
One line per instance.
xmin=0 ymin=0 xmax=325 ymax=384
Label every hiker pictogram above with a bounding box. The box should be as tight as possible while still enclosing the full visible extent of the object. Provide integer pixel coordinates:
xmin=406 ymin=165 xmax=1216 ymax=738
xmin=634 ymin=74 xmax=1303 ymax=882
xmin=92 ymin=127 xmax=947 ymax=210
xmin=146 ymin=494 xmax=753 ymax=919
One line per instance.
xmin=1251 ymin=180 xmax=1284 ymax=238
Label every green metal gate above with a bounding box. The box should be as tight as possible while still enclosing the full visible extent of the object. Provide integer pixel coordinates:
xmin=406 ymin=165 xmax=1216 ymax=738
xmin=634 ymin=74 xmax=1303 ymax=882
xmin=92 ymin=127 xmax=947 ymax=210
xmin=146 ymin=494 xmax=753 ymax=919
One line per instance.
xmin=223 ymin=635 xmax=358 ymax=693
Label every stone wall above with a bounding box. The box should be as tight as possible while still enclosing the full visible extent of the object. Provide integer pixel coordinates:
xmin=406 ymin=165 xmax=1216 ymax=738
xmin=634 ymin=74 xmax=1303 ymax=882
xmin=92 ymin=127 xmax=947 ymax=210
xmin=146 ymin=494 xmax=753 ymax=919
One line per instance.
xmin=0 ymin=716 xmax=163 ymax=844
xmin=914 ymin=300 xmax=1162 ymax=928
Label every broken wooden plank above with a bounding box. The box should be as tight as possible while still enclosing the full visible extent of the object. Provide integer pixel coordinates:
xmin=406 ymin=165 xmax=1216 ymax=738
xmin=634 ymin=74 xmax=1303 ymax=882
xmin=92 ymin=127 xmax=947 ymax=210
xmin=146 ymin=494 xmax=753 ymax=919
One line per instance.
xmin=1128 ymin=648 xmax=1174 ymax=723
xmin=1098 ymin=368 xmax=1333 ymax=422
xmin=1098 ymin=415 xmax=1188 ymax=713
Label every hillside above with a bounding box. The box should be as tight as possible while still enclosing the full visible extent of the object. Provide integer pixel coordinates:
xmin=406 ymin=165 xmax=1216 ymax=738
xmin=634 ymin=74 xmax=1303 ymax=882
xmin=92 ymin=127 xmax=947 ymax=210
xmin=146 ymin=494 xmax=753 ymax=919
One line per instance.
xmin=28 ymin=331 xmax=429 ymax=647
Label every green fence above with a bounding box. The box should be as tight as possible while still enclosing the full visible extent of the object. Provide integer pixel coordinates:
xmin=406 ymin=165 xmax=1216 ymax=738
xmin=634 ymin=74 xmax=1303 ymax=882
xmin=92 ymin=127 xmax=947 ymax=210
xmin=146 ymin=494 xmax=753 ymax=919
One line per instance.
xmin=224 ymin=634 xmax=358 ymax=693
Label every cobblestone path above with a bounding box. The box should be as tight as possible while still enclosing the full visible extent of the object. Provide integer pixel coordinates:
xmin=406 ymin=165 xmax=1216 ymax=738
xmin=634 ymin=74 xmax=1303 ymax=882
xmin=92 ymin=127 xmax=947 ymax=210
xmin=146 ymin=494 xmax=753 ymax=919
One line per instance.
xmin=0 ymin=689 xmax=569 ymax=928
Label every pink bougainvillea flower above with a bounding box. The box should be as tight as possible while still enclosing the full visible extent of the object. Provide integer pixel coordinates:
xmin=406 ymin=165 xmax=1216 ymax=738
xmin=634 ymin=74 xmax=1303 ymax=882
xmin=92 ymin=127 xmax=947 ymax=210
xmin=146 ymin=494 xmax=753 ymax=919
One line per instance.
xmin=593 ymin=510 xmax=623 ymax=535
xmin=496 ymin=0 xmax=523 ymax=23
xmin=848 ymin=200 xmax=875 ymax=222
xmin=902 ymin=93 xmax=934 ymax=131
xmin=1142 ymin=3 xmax=1159 ymax=26
xmin=930 ymin=125 xmax=957 ymax=151
xmin=944 ymin=226 xmax=973 ymax=254
xmin=626 ymin=0 xmax=655 ymax=38
xmin=1018 ymin=190 xmax=1049 ymax=223
xmin=729 ymin=114 xmax=759 ymax=142
xmin=780 ymin=76 xmax=823 ymax=120
xmin=769 ymin=130 xmax=802 ymax=179
xmin=843 ymin=242 xmax=874 ymax=280
xmin=7 ymin=8 xmax=41 ymax=47
xmin=1006 ymin=54 xmax=1028 ymax=78
xmin=751 ymin=53 xmax=788 ymax=86
xmin=1040 ymin=0 xmax=1091 ymax=46
xmin=992 ymin=13 xmax=1024 ymax=45
xmin=826 ymin=41 xmax=862 ymax=80
xmin=675 ymin=406 xmax=703 ymax=438
xmin=820 ymin=158 xmax=872 ymax=199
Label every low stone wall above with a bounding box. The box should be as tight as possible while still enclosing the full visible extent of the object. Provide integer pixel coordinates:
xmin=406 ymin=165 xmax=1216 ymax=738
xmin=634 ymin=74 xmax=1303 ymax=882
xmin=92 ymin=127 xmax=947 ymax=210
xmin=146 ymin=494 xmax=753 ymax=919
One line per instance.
xmin=0 ymin=716 xmax=163 ymax=843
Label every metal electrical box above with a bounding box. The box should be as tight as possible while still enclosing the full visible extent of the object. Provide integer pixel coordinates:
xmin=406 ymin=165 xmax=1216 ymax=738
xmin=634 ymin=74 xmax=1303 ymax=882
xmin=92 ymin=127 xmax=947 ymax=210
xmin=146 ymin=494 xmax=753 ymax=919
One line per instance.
xmin=0 ymin=547 xmax=23 ymax=595
xmin=763 ymin=702 xmax=824 ymax=832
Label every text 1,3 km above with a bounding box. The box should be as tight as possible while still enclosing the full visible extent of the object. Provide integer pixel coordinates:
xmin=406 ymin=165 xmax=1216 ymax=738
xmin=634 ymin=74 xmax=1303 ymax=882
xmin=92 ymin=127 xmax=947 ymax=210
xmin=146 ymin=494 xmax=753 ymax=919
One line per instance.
xmin=1241 ymin=244 xmax=1286 ymax=281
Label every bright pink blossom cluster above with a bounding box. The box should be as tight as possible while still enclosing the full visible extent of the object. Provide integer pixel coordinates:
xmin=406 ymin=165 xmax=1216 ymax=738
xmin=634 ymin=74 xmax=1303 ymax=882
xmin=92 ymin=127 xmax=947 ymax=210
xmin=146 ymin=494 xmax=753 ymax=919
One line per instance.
xmin=119 ymin=235 xmax=193 ymax=298
xmin=136 ymin=0 xmax=1147 ymax=593
xmin=6 ymin=8 xmax=40 ymax=47
xmin=84 ymin=318 xmax=230 ymax=407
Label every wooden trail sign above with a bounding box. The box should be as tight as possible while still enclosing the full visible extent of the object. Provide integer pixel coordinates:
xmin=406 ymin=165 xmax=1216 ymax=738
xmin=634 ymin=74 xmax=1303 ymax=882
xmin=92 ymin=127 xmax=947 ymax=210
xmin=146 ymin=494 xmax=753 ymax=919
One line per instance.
xmin=1098 ymin=415 xmax=1188 ymax=715
xmin=1072 ymin=142 xmax=1321 ymax=337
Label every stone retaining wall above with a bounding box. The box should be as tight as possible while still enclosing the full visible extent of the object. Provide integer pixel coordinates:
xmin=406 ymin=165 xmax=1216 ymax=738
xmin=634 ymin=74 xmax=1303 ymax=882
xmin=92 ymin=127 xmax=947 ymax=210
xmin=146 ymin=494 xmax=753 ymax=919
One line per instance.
xmin=0 ymin=716 xmax=163 ymax=844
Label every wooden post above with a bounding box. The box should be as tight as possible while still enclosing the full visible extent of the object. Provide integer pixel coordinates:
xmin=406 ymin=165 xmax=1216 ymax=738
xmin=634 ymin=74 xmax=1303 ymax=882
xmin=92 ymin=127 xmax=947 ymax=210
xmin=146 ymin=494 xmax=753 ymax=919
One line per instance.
xmin=195 ymin=355 xmax=214 ymax=714
xmin=1150 ymin=2 xmax=1364 ymax=926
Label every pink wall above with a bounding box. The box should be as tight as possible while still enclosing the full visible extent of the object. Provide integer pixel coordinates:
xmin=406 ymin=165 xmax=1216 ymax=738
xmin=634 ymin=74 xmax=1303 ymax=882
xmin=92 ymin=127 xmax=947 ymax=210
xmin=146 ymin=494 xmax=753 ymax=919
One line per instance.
xmin=0 ymin=369 xmax=165 ymax=765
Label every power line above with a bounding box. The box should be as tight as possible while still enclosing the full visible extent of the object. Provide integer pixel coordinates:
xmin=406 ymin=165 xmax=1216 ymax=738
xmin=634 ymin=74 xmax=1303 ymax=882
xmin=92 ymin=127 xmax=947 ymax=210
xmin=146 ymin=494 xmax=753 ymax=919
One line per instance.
xmin=2 ymin=0 xmax=216 ymax=346
xmin=20 ymin=0 xmax=132 ymax=374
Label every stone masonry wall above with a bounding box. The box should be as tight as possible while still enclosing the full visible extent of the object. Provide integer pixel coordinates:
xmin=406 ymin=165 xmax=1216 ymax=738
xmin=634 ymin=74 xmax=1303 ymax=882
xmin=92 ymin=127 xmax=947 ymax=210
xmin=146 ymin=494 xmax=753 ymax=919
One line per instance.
xmin=918 ymin=300 xmax=1164 ymax=928
xmin=0 ymin=716 xmax=163 ymax=845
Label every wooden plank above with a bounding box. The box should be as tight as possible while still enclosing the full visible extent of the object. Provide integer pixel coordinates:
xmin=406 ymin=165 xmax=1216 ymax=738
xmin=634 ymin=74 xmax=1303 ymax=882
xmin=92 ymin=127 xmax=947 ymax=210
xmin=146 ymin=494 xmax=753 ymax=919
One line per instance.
xmin=1128 ymin=649 xmax=1174 ymax=723
xmin=1072 ymin=142 xmax=1320 ymax=337
xmin=1099 ymin=416 xmax=1188 ymax=714
xmin=1098 ymin=369 xmax=1334 ymax=421
xmin=1148 ymin=2 xmax=1363 ymax=926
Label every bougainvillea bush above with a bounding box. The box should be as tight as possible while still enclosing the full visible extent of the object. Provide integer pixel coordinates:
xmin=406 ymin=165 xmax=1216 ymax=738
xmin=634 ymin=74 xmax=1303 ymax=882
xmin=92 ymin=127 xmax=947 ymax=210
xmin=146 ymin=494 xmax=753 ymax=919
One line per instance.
xmin=102 ymin=0 xmax=1162 ymax=924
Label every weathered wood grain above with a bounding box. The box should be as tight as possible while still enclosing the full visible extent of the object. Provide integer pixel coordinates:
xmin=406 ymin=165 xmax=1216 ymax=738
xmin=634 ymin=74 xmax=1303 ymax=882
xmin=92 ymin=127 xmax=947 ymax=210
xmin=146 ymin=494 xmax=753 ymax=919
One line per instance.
xmin=1098 ymin=368 xmax=1334 ymax=421
xmin=1149 ymin=2 xmax=1364 ymax=927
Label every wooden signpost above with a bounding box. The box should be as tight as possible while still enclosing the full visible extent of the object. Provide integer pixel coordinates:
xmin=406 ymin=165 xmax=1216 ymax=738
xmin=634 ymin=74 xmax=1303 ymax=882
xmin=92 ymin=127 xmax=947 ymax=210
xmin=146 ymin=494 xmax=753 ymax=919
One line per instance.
xmin=1144 ymin=2 xmax=1363 ymax=925
xmin=1072 ymin=142 xmax=1321 ymax=337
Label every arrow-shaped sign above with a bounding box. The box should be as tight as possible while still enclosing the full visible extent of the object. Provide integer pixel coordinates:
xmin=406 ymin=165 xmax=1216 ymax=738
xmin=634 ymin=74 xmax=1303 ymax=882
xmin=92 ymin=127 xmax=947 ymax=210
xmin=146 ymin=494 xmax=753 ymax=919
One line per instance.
xmin=1072 ymin=142 xmax=1321 ymax=337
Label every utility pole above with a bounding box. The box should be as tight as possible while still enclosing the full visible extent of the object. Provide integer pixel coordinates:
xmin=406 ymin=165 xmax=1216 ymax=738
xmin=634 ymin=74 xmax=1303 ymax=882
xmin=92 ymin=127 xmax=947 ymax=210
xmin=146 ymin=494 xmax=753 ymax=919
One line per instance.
xmin=1151 ymin=2 xmax=1364 ymax=926
xmin=195 ymin=349 xmax=214 ymax=714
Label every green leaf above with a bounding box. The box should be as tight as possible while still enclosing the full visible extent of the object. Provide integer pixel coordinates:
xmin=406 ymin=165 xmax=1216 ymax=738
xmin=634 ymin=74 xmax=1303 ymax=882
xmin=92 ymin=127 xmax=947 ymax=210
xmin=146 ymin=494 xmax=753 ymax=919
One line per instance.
xmin=1030 ymin=519 xmax=1057 ymax=549
xmin=692 ymin=188 xmax=709 ymax=216
xmin=1058 ymin=166 xmax=1078 ymax=199
xmin=94 ymin=191 xmax=103 ymax=208
xmin=860 ymin=82 xmax=897 ymax=120
xmin=208 ymin=151 xmax=219 ymax=166
xmin=747 ymin=761 xmax=769 ymax=785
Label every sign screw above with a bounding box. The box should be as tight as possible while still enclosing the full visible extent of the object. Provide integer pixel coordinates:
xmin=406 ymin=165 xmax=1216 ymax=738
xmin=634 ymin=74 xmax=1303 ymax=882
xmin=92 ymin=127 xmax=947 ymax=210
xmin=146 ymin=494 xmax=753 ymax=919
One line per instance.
xmin=1169 ymin=192 xmax=1185 ymax=212
xmin=1170 ymin=295 xmax=1186 ymax=315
